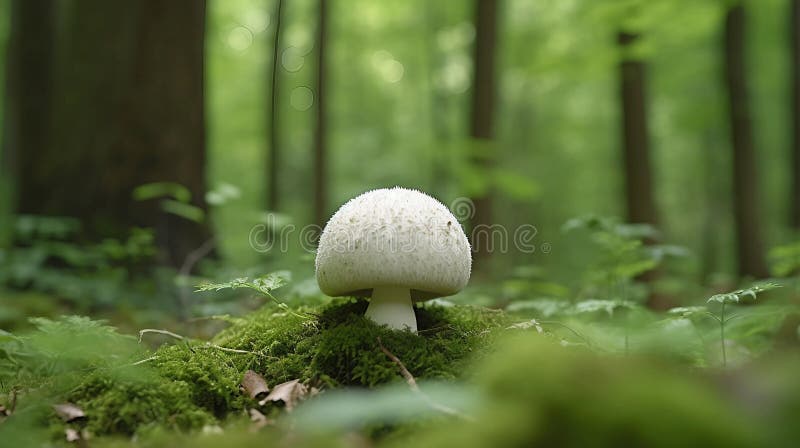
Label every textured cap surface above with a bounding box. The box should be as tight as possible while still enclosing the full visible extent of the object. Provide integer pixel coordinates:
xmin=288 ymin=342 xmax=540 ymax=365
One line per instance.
xmin=315 ymin=187 xmax=472 ymax=301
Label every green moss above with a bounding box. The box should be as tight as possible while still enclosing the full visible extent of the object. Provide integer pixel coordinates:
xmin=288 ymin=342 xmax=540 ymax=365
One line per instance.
xmin=71 ymin=374 xmax=214 ymax=436
xmin=66 ymin=298 xmax=507 ymax=437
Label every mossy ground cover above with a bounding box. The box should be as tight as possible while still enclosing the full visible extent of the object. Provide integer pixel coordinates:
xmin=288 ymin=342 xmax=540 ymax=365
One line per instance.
xmin=58 ymin=299 xmax=508 ymax=438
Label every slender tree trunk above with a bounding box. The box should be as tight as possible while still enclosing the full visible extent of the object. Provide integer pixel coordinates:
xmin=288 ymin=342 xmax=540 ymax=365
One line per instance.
xmin=724 ymin=5 xmax=770 ymax=278
xmin=469 ymin=0 xmax=499 ymax=263
xmin=267 ymin=0 xmax=284 ymax=212
xmin=618 ymin=31 xmax=668 ymax=308
xmin=791 ymin=0 xmax=800 ymax=230
xmin=618 ymin=32 xmax=658 ymax=227
xmin=2 ymin=0 xmax=55 ymax=247
xmin=313 ymin=0 xmax=328 ymax=230
xmin=22 ymin=0 xmax=211 ymax=266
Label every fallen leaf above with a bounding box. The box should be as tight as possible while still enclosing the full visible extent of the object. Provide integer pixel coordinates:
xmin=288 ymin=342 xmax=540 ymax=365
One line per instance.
xmin=259 ymin=379 xmax=309 ymax=411
xmin=240 ymin=370 xmax=270 ymax=400
xmin=53 ymin=403 xmax=86 ymax=422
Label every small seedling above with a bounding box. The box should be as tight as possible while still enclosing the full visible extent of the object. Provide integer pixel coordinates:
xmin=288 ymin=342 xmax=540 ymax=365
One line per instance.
xmin=195 ymin=271 xmax=310 ymax=319
xmin=704 ymin=282 xmax=781 ymax=366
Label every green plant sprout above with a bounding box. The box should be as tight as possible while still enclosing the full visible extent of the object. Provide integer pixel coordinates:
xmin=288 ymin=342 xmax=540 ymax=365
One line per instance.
xmin=562 ymin=215 xmax=688 ymax=304
xmin=572 ymin=299 xmax=638 ymax=354
xmin=195 ymin=271 xmax=311 ymax=319
xmin=668 ymin=282 xmax=781 ymax=367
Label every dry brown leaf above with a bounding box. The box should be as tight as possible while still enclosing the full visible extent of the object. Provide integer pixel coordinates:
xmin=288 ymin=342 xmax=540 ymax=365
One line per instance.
xmin=240 ymin=370 xmax=270 ymax=400
xmin=258 ymin=379 xmax=308 ymax=411
xmin=53 ymin=403 xmax=86 ymax=422
xmin=0 ymin=404 xmax=8 ymax=417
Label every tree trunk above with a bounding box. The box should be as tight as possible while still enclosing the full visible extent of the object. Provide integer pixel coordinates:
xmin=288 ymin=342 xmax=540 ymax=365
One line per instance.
xmin=2 ymin=0 xmax=55 ymax=247
xmin=791 ymin=0 xmax=800 ymax=230
xmin=20 ymin=0 xmax=210 ymax=266
xmin=469 ymin=0 xmax=499 ymax=263
xmin=313 ymin=0 xmax=328 ymax=230
xmin=618 ymin=32 xmax=658 ymax=227
xmin=724 ymin=5 xmax=770 ymax=278
xmin=618 ymin=31 xmax=669 ymax=308
xmin=267 ymin=0 xmax=284 ymax=212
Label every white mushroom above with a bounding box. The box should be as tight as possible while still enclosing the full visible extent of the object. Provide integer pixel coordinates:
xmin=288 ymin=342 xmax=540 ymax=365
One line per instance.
xmin=315 ymin=187 xmax=472 ymax=332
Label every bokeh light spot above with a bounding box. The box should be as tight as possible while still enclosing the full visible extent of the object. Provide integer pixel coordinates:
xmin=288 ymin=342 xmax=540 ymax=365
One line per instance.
xmin=290 ymin=86 xmax=314 ymax=111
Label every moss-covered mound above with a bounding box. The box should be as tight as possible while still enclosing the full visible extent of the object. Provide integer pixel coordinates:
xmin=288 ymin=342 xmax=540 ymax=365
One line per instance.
xmin=66 ymin=299 xmax=508 ymax=437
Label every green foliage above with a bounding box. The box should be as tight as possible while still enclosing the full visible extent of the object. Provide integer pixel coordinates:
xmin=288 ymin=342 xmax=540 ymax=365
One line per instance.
xmin=195 ymin=271 xmax=302 ymax=316
xmin=0 ymin=216 xmax=160 ymax=320
xmin=289 ymin=382 xmax=477 ymax=433
xmin=195 ymin=271 xmax=291 ymax=296
xmin=706 ymin=281 xmax=782 ymax=305
xmin=132 ymin=183 xmax=193 ymax=203
xmin=404 ymin=335 xmax=761 ymax=448
xmin=562 ymin=215 xmax=685 ymax=301
xmin=769 ymin=241 xmax=800 ymax=277
xmin=133 ymin=182 xmax=205 ymax=223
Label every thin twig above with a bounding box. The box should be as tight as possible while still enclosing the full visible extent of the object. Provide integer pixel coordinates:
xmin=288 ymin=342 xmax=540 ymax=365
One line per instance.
xmin=377 ymin=337 xmax=475 ymax=421
xmin=131 ymin=355 xmax=160 ymax=366
xmin=138 ymin=328 xmax=268 ymax=358
xmin=538 ymin=321 xmax=593 ymax=347
xmin=138 ymin=329 xmax=185 ymax=344
xmin=202 ymin=343 xmax=263 ymax=356
xmin=178 ymin=238 xmax=217 ymax=320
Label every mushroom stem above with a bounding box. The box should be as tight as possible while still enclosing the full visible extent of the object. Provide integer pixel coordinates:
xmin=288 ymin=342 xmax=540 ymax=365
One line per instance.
xmin=366 ymin=286 xmax=417 ymax=332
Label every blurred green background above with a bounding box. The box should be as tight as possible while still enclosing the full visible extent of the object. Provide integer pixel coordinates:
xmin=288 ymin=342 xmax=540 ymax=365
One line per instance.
xmin=0 ymin=0 xmax=798 ymax=327
xmin=2 ymin=1 xmax=800 ymax=445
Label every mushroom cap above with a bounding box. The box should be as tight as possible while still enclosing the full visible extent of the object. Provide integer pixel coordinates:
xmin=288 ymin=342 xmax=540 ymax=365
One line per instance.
xmin=315 ymin=187 xmax=472 ymax=301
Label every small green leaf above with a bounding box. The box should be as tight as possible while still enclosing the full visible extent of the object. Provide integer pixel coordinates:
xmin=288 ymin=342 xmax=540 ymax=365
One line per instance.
xmin=706 ymin=282 xmax=781 ymax=304
xmin=667 ymin=306 xmax=707 ymax=318
xmin=160 ymin=200 xmax=205 ymax=223
xmin=133 ymin=182 xmax=192 ymax=203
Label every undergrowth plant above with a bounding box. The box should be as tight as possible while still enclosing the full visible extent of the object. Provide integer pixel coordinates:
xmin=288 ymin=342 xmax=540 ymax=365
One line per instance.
xmin=669 ymin=282 xmax=782 ymax=366
xmin=769 ymin=241 xmax=800 ymax=297
xmin=562 ymin=215 xmax=688 ymax=303
xmin=194 ymin=271 xmax=312 ymax=319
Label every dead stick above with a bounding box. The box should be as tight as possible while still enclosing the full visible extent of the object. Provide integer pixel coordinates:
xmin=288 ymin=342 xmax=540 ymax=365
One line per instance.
xmin=138 ymin=329 xmax=185 ymax=344
xmin=377 ymin=337 xmax=474 ymax=421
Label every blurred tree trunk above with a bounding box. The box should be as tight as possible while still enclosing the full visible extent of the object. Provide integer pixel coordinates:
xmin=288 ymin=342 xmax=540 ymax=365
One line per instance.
xmin=469 ymin=0 xmax=499 ymax=265
xmin=791 ymin=0 xmax=800 ymax=230
xmin=617 ymin=32 xmax=658 ymax=228
xmin=19 ymin=0 xmax=211 ymax=266
xmin=724 ymin=5 xmax=769 ymax=278
xmin=267 ymin=0 xmax=284 ymax=212
xmin=313 ymin=0 xmax=328 ymax=230
xmin=2 ymin=0 xmax=55 ymax=247
xmin=618 ymin=31 xmax=667 ymax=309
